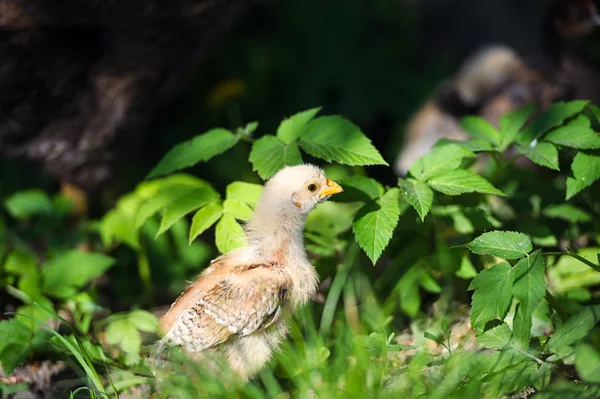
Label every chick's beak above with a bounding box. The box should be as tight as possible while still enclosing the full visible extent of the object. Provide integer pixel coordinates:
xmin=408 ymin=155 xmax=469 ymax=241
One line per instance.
xmin=319 ymin=178 xmax=344 ymax=198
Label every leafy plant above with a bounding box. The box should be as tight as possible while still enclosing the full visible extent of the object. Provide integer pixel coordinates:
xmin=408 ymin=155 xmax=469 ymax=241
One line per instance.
xmin=2 ymin=101 xmax=600 ymax=398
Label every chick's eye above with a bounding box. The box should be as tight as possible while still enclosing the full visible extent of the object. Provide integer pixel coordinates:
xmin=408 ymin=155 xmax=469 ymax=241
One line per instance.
xmin=307 ymin=184 xmax=317 ymax=192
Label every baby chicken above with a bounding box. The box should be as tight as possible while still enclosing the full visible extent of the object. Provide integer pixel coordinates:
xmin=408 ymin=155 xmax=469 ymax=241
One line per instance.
xmin=158 ymin=165 xmax=343 ymax=380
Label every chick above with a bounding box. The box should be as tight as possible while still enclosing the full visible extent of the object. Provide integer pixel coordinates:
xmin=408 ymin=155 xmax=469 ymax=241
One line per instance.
xmin=158 ymin=165 xmax=343 ymax=380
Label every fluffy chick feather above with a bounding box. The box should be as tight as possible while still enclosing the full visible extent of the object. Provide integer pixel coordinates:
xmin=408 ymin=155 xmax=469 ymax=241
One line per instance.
xmin=157 ymin=164 xmax=343 ymax=380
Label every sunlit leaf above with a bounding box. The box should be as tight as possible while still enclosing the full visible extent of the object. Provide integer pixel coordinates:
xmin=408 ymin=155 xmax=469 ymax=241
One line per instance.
xmin=566 ymin=151 xmax=600 ymax=200
xmin=511 ymin=250 xmax=546 ymax=349
xmin=467 ymin=231 xmax=532 ymax=259
xmin=299 ymin=116 xmax=387 ymax=166
xmin=215 ymin=214 xmax=246 ymax=254
xmin=148 ymin=128 xmax=239 ymax=178
xmin=427 ymin=170 xmax=504 ymax=196
xmin=353 ymin=188 xmax=401 ymax=264
xmin=277 ymin=107 xmax=321 ymax=144
xmin=408 ymin=144 xmax=474 ymax=181
xmin=249 ymin=136 xmax=303 ymax=179
xmin=468 ymin=262 xmax=513 ymax=334
xmin=398 ymin=178 xmax=433 ymax=221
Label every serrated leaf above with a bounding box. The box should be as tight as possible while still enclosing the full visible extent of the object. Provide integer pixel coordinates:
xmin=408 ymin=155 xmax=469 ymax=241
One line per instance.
xmin=157 ymin=187 xmax=219 ymax=236
xmin=277 ymin=107 xmax=321 ymax=144
xmin=427 ymin=170 xmax=504 ymax=196
xmin=499 ymin=104 xmax=536 ymax=149
xmin=298 ymin=116 xmax=387 ymax=166
xmin=521 ymin=100 xmax=589 ymax=142
xmin=543 ymin=124 xmax=600 ymax=149
xmin=223 ymin=199 xmax=253 ymax=220
xmin=575 ymin=344 xmax=600 ymax=383
xmin=566 ymin=151 xmax=600 ymax=200
xmin=516 ymin=142 xmax=559 ymax=170
xmin=226 ymin=182 xmax=264 ymax=207
xmin=543 ymin=204 xmax=591 ymax=223
xmin=147 ymin=128 xmax=239 ymax=178
xmin=398 ymin=178 xmax=433 ymax=221
xmin=461 ymin=116 xmax=501 ymax=145
xmin=189 ymin=202 xmax=223 ymax=243
xmin=468 ymin=262 xmax=513 ymax=334
xmin=215 ymin=214 xmax=246 ymax=254
xmin=42 ymin=251 xmax=115 ymax=299
xmin=477 ymin=322 xmax=512 ymax=349
xmin=249 ymin=136 xmax=303 ymax=180
xmin=548 ymin=305 xmax=600 ymax=352
xmin=409 ymin=144 xmax=475 ymax=181
xmin=511 ymin=250 xmax=546 ymax=349
xmin=467 ymin=231 xmax=532 ymax=259
xmin=4 ymin=190 xmax=53 ymax=219
xmin=335 ymin=175 xmax=384 ymax=202
xmin=353 ymin=188 xmax=401 ymax=264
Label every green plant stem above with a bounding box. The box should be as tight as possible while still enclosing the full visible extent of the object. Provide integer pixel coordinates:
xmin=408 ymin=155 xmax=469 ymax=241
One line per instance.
xmin=544 ymin=290 xmax=569 ymax=323
xmin=319 ymin=242 xmax=360 ymax=338
xmin=543 ymin=251 xmax=600 ymax=273
xmin=137 ymin=242 xmax=153 ymax=302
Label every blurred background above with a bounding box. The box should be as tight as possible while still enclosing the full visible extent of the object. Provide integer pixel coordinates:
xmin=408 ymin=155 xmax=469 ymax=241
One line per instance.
xmin=4 ymin=0 xmax=591 ymax=204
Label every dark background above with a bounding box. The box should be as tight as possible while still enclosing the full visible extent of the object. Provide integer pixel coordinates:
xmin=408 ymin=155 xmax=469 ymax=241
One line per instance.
xmin=0 ymin=0 xmax=594 ymax=211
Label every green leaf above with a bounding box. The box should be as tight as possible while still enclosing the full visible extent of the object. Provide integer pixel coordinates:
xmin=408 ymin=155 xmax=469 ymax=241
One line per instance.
xmin=135 ymin=179 xmax=209 ymax=229
xmin=566 ymin=151 xmax=600 ymax=200
xmin=0 ymin=319 xmax=35 ymax=375
xmin=511 ymin=250 xmax=546 ymax=349
xmin=298 ymin=116 xmax=388 ymax=166
xmin=499 ymin=104 xmax=536 ymax=149
xmin=215 ymin=214 xmax=246 ymax=254
xmin=461 ymin=116 xmax=501 ymax=145
xmin=548 ymin=305 xmax=600 ymax=352
xmin=477 ymin=322 xmax=512 ymax=349
xmin=335 ymin=175 xmax=384 ymax=202
xmin=226 ymin=182 xmax=263 ymax=207
xmin=277 ymin=107 xmax=321 ymax=144
xmin=575 ymin=343 xmax=600 ymax=383
xmin=467 ymin=231 xmax=532 ymax=260
xmin=456 ymin=255 xmax=478 ymax=279
xmin=408 ymin=144 xmax=475 ymax=181
xmin=543 ymin=124 xmax=600 ymax=149
xmin=427 ymin=170 xmax=504 ymax=196
xmin=249 ymin=136 xmax=303 ymax=179
xmin=434 ymin=137 xmax=494 ymax=152
xmin=4 ymin=190 xmax=53 ymax=219
xmin=127 ymin=310 xmax=159 ymax=333
xmin=543 ymin=204 xmax=592 ymax=223
xmin=468 ymin=262 xmax=513 ymax=334
xmin=398 ymin=178 xmax=433 ymax=221
xmin=189 ymin=202 xmax=223 ymax=244
xmin=521 ymin=100 xmax=589 ymax=142
xmin=105 ymin=318 xmax=142 ymax=363
xmin=516 ymin=142 xmax=559 ymax=171
xmin=42 ymin=251 xmax=116 ymax=299
xmin=147 ymin=128 xmax=239 ymax=178
xmin=352 ymin=188 xmax=401 ymax=264
xmin=156 ymin=187 xmax=220 ymax=236
xmin=223 ymin=199 xmax=253 ymax=221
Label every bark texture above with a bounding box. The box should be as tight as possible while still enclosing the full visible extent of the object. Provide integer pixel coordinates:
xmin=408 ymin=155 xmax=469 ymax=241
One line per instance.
xmin=0 ymin=0 xmax=247 ymax=190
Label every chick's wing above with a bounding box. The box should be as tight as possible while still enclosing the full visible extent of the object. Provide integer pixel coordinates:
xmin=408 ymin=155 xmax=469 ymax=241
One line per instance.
xmin=164 ymin=263 xmax=290 ymax=352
